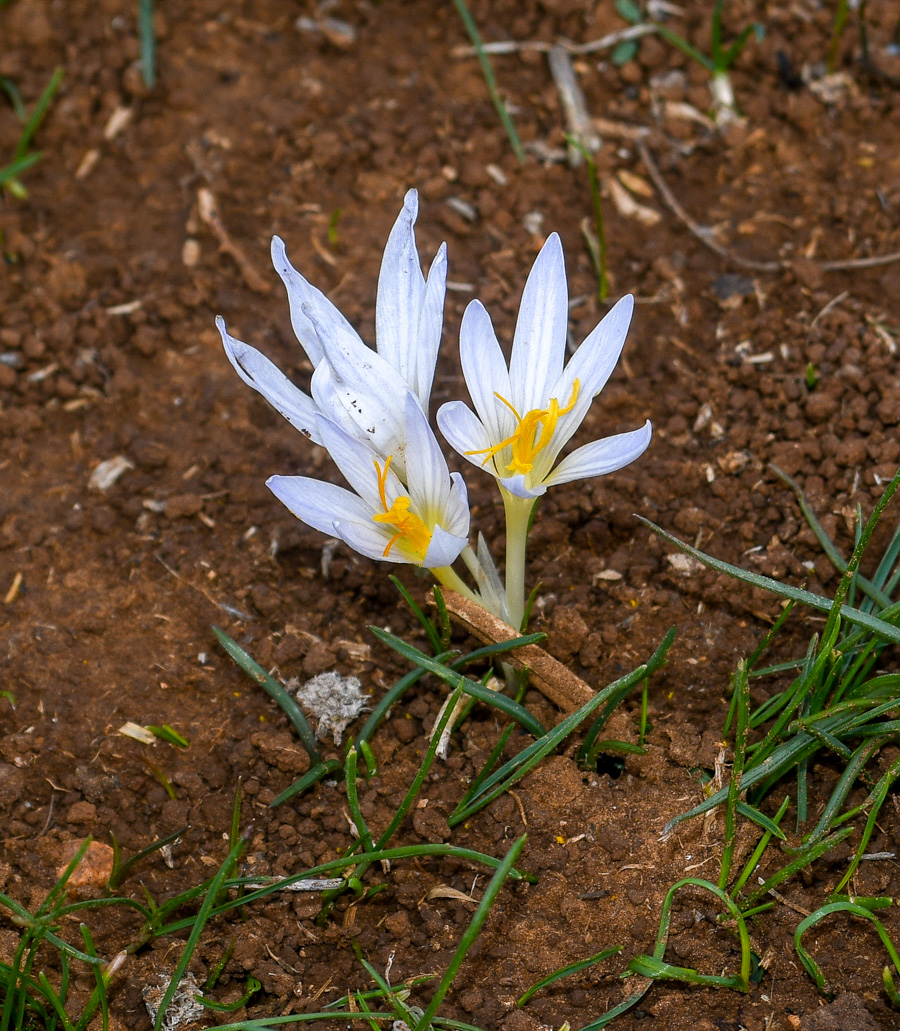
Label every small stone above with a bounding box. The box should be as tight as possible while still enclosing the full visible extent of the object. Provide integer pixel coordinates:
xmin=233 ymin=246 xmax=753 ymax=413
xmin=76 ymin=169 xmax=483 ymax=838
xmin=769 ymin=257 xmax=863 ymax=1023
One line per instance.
xmin=412 ymin=804 xmax=450 ymax=842
xmin=131 ymin=439 xmax=170 ymax=469
xmin=47 ymin=260 xmax=88 ymax=308
xmin=798 ymin=992 xmax=881 ymax=1031
xmin=132 ymin=325 xmax=160 ymax=357
xmin=876 ymin=398 xmax=900 ymax=426
xmin=164 ymin=493 xmax=204 ymax=519
xmin=0 ymin=764 xmax=25 ymax=807
xmin=804 ymin=392 xmax=839 ymax=424
xmin=66 ymin=801 xmax=97 ymax=824
xmin=57 ymin=840 xmax=114 ymax=894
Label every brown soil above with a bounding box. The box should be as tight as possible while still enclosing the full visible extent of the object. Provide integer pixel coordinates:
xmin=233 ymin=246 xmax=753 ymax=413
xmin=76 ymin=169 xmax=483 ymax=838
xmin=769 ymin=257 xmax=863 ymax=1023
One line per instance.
xmin=3 ymin=1 xmax=900 ymax=1029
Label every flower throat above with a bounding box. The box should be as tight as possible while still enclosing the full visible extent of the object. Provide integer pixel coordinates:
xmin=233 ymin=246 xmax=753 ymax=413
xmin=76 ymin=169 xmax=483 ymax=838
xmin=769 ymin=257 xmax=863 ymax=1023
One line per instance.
xmin=466 ymin=380 xmax=580 ymax=475
xmin=372 ymin=455 xmax=432 ymax=559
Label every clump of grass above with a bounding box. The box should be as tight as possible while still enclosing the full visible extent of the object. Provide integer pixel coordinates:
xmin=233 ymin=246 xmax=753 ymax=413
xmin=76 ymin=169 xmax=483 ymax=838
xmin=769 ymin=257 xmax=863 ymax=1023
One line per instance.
xmin=651 ymin=1 xmax=764 ymax=122
xmin=640 ymin=463 xmax=900 ymax=1006
xmin=0 ymin=66 xmax=64 ymax=198
xmin=566 ymin=133 xmax=609 ymax=303
xmin=450 ymin=0 xmax=525 ymax=164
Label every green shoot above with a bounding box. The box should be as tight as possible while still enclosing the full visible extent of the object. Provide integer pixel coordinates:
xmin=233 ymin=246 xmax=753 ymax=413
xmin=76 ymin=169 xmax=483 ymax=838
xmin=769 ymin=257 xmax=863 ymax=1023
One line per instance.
xmin=138 ymin=0 xmax=156 ymax=88
xmin=1 ymin=66 xmax=63 ymax=198
xmin=450 ymin=0 xmax=525 ymax=164
xmin=146 ymin=724 xmax=190 ymax=747
xmin=107 ymin=826 xmax=187 ymax=891
xmin=612 ymin=0 xmax=644 ymax=66
xmin=827 ymin=0 xmax=851 ymax=72
xmin=795 ymin=900 xmax=900 ymax=1001
xmin=213 ymin=625 xmax=322 ymax=763
xmin=718 ymin=661 xmax=749 ymax=890
xmin=140 ymin=757 xmax=177 ymax=800
xmin=517 ymin=947 xmax=622 ymax=1007
xmin=651 ymin=2 xmax=764 ymax=120
xmin=151 ymin=832 xmax=249 ymax=1031
xmin=413 ymin=836 xmax=527 ymax=1029
xmin=327 ymin=208 xmax=342 ymax=247
xmin=566 ymin=134 xmax=609 ymax=302
xmin=625 ymin=878 xmax=751 ymax=991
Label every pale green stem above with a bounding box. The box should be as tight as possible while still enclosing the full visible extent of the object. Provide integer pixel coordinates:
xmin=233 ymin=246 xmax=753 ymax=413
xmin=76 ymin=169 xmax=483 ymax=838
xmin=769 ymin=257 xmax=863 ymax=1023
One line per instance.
xmin=431 ymin=563 xmax=481 ymax=605
xmin=500 ymin=488 xmax=535 ymax=631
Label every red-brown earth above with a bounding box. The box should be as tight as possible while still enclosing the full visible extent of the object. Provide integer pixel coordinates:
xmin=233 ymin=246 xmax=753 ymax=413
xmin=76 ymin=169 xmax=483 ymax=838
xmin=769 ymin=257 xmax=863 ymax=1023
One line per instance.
xmin=2 ymin=1 xmax=900 ymax=1029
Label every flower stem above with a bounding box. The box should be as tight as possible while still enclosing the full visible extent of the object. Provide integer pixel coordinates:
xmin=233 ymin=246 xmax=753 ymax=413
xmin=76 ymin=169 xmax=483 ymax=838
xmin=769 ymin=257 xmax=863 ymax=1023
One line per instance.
xmin=501 ymin=489 xmax=535 ymax=631
xmin=432 ymin=564 xmax=481 ymax=605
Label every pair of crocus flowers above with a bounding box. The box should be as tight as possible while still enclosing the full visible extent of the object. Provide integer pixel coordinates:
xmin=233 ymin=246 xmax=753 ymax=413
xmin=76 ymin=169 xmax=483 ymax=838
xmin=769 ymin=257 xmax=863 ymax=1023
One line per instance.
xmin=217 ymin=190 xmax=651 ymax=613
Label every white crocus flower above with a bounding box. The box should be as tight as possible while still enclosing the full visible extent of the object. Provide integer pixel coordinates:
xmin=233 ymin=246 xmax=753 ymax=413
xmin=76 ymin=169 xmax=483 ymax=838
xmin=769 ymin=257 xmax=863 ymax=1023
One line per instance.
xmin=437 ymin=232 xmax=651 ymax=500
xmin=268 ymin=394 xmax=472 ymax=580
xmin=437 ymin=232 xmax=651 ymax=627
xmin=217 ymin=189 xmax=447 ymax=461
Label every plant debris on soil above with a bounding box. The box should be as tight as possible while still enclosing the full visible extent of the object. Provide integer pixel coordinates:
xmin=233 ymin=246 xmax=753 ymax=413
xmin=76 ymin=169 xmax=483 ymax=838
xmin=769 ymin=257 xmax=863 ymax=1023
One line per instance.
xmin=3 ymin=1 xmax=900 ymax=1029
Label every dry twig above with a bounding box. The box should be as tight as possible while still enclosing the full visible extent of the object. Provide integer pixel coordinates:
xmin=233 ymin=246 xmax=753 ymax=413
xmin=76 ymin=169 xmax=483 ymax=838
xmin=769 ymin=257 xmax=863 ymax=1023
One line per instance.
xmin=197 ymin=187 xmax=271 ymax=293
xmin=435 ymin=590 xmax=596 ymax=714
xmin=638 ymin=140 xmax=900 ymax=275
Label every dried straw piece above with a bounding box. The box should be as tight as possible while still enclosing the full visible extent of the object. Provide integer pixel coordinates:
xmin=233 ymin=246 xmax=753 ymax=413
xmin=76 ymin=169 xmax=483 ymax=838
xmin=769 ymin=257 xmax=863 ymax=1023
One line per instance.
xmin=434 ymin=589 xmax=596 ymax=714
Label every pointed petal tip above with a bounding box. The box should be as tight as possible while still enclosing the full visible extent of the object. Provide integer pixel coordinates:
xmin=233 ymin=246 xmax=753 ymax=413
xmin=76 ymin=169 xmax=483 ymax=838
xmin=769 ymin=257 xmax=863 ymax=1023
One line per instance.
xmin=539 ymin=231 xmax=564 ymax=261
xmin=614 ymin=292 xmax=635 ymax=317
xmin=402 ymin=188 xmax=419 ymax=217
xmin=270 ymin=235 xmax=287 ymax=262
xmin=422 ymin=524 xmax=468 ymax=569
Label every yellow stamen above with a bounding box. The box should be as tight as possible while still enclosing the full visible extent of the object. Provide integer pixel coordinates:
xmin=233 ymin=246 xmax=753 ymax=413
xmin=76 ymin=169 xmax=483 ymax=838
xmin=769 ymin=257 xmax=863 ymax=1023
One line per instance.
xmin=372 ymin=457 xmax=432 ymax=560
xmin=466 ymin=379 xmax=580 ymax=475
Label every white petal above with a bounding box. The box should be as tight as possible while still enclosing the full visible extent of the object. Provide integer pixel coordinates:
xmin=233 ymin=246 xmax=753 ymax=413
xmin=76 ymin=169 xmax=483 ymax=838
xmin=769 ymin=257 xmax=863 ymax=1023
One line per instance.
xmin=459 ymin=300 xmax=514 ymax=443
xmin=315 ymin=414 xmax=400 ymax=513
xmin=498 ymin=472 xmax=545 ymax=499
xmin=376 ymin=190 xmax=426 ymax=394
xmin=266 ymin=475 xmax=372 ymax=537
xmin=271 ymin=236 xmax=362 ymax=367
xmin=543 ymin=421 xmax=652 ymax=488
xmin=337 ymin=518 xmax=413 ymax=564
xmin=422 ymin=523 xmax=468 ymax=569
xmin=305 ymin=303 xmax=411 ymax=461
xmin=414 ymin=241 xmax=448 ymax=409
xmin=548 ymin=294 xmax=635 ymax=457
xmin=444 ymin=471 xmax=471 ymax=538
xmin=403 ymin=393 xmax=450 ymax=521
xmin=437 ymin=401 xmax=497 ymax=475
xmin=509 ymin=233 xmax=567 ymax=413
xmin=217 ymin=316 xmax=323 ymax=445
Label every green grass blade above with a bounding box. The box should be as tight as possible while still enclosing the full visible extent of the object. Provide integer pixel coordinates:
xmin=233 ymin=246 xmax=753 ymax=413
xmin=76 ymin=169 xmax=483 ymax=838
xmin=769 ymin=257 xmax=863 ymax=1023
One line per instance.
xmin=414 ymin=835 xmax=527 ymax=1030
xmin=269 ymin=759 xmax=342 ymax=807
xmin=451 ymin=628 xmax=676 ymax=825
xmin=15 ymin=66 xmax=63 ymax=161
xmin=450 ymin=0 xmax=525 ymax=164
xmin=213 ymin=626 xmax=321 ymax=763
xmin=517 ymin=947 xmax=621 ymax=1006
xmin=731 ymin=796 xmax=790 ymax=897
xmin=795 ymin=900 xmax=900 ymax=997
xmin=390 ymin=574 xmax=443 ymax=654
xmin=638 ymin=516 xmax=900 ymax=645
xmin=152 ymin=833 xmax=248 ymax=1031
xmin=719 ymin=661 xmax=750 ymax=889
xmin=138 ymin=0 xmax=156 ymax=88
xmin=368 ymin=627 xmax=546 ymax=738
xmin=107 ymin=826 xmax=188 ymax=891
